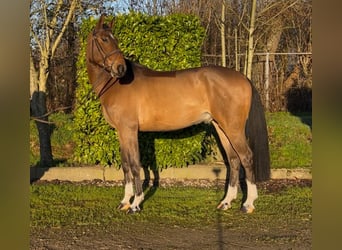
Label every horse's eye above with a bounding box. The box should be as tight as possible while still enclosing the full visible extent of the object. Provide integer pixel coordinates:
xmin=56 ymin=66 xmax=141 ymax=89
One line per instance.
xmin=102 ymin=37 xmax=108 ymax=42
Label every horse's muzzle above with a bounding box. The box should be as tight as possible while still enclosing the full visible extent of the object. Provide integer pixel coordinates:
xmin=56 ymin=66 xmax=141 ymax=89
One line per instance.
xmin=112 ymin=64 xmax=127 ymax=78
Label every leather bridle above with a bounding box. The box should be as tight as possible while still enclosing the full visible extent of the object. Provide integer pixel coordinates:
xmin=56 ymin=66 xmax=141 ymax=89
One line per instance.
xmin=90 ymin=30 xmax=124 ymax=98
xmin=91 ymin=30 xmax=124 ymax=74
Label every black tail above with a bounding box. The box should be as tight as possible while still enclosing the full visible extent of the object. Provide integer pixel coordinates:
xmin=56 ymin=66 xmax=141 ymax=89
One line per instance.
xmin=246 ymin=82 xmax=270 ymax=182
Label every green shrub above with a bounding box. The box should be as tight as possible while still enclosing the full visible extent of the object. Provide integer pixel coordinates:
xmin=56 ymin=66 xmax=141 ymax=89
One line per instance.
xmin=50 ymin=112 xmax=74 ymax=146
xmin=73 ymin=12 xmax=207 ymax=169
xmin=113 ymin=12 xmax=204 ymax=70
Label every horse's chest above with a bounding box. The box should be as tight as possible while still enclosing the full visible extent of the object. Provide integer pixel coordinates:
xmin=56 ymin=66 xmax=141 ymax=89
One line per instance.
xmin=101 ymin=101 xmax=136 ymax=128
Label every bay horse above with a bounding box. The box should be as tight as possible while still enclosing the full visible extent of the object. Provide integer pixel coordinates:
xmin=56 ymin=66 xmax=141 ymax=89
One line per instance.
xmin=86 ymin=14 xmax=270 ymax=214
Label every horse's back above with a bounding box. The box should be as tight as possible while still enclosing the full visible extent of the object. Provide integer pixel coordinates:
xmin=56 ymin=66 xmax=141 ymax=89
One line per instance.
xmin=132 ymin=63 xmax=251 ymax=95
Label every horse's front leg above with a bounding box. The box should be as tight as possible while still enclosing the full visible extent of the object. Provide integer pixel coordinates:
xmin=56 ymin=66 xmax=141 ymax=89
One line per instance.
xmin=128 ymin=160 xmax=144 ymax=214
xmin=117 ymin=162 xmax=134 ymax=211
xmin=117 ymin=127 xmax=144 ymax=214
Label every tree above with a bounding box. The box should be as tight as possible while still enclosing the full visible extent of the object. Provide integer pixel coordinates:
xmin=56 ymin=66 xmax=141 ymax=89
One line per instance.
xmin=30 ymin=0 xmax=128 ymax=166
xmin=245 ymin=0 xmax=256 ymax=79
xmin=220 ymin=1 xmax=226 ymax=67
xmin=30 ymin=0 xmax=79 ymax=166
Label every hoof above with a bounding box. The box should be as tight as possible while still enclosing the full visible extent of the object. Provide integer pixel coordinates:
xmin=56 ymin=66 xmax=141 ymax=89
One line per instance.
xmin=241 ymin=205 xmax=255 ymax=214
xmin=217 ymin=202 xmax=230 ymax=211
xmin=126 ymin=206 xmax=141 ymax=214
xmin=117 ymin=203 xmax=131 ymax=211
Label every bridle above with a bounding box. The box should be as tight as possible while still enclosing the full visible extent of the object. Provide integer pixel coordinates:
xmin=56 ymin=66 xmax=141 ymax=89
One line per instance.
xmin=91 ymin=30 xmax=123 ymax=73
xmin=90 ymin=30 xmax=124 ymax=98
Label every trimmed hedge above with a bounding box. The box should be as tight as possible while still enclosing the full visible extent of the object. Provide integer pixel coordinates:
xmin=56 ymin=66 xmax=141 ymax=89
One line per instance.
xmin=73 ymin=12 xmax=210 ymax=169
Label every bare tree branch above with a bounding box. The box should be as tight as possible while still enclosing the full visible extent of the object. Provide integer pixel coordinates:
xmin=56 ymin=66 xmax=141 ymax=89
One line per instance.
xmin=256 ymin=0 xmax=299 ymax=29
xmin=51 ymin=0 xmax=79 ymax=58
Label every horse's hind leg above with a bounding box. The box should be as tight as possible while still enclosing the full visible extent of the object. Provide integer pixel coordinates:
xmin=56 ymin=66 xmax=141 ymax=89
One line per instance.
xmin=142 ymin=167 xmax=150 ymax=191
xmin=117 ymin=127 xmax=144 ymax=213
xmin=212 ymin=122 xmax=258 ymax=213
xmin=212 ymin=122 xmax=240 ymax=210
xmin=225 ymin=133 xmax=257 ymax=213
xmin=142 ymin=167 xmax=160 ymax=190
xmin=152 ymin=169 xmax=160 ymax=187
xmin=229 ymin=137 xmax=258 ymax=213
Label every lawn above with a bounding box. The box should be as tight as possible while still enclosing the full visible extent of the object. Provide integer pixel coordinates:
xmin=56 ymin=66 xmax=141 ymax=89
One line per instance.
xmin=30 ymin=181 xmax=312 ymax=248
xmin=266 ymin=112 xmax=312 ymax=168
xmin=30 ymin=183 xmax=311 ymax=229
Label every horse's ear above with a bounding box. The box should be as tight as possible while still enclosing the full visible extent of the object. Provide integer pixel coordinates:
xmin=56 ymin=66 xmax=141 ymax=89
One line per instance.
xmin=95 ymin=14 xmax=106 ymax=31
xmin=109 ymin=17 xmax=115 ymax=29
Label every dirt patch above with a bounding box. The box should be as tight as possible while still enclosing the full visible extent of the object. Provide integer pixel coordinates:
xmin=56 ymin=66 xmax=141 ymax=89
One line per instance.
xmin=30 ymin=179 xmax=311 ymax=250
xmin=31 ymin=221 xmax=311 ymax=250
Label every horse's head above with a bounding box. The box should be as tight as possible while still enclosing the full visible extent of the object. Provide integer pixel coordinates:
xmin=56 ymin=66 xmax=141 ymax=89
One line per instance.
xmin=88 ymin=14 xmax=127 ymax=78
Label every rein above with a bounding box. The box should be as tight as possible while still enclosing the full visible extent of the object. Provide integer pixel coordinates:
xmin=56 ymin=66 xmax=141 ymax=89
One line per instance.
xmin=97 ymin=74 xmax=119 ymax=98
xmin=90 ymin=65 xmax=119 ymax=99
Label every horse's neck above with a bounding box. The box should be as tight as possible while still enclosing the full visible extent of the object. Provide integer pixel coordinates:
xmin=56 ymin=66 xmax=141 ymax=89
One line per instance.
xmin=87 ymin=63 xmax=113 ymax=95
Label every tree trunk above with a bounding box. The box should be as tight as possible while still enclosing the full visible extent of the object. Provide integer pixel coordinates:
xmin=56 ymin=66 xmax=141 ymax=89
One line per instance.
xmin=30 ymin=54 xmax=53 ymax=167
xmin=220 ymin=0 xmax=226 ymax=67
xmin=31 ymin=92 xmax=53 ymax=167
xmin=30 ymin=0 xmax=79 ymax=167
xmin=246 ymin=0 xmax=257 ymax=79
xmin=266 ymin=18 xmax=283 ymax=62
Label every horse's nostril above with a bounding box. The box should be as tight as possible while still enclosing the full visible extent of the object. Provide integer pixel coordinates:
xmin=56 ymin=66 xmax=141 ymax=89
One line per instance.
xmin=118 ymin=64 xmax=125 ymax=75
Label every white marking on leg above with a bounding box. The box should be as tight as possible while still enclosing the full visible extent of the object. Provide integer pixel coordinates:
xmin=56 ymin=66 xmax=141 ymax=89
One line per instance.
xmin=221 ymin=185 xmax=238 ymax=208
xmin=226 ymin=184 xmax=238 ymax=203
xmin=130 ymin=193 xmax=144 ymax=212
xmin=242 ymin=180 xmax=258 ymax=212
xmin=121 ymin=182 xmax=134 ymax=205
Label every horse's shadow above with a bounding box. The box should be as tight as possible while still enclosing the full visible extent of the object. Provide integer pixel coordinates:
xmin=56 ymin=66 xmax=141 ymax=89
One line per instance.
xmin=138 ymin=125 xmax=210 ymax=207
xmin=138 ymin=124 xmax=248 ymax=209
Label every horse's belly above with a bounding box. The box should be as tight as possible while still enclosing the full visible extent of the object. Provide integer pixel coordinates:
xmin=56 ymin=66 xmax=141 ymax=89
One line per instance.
xmin=138 ymin=109 xmax=212 ymax=132
xmin=137 ymin=80 xmax=211 ymax=131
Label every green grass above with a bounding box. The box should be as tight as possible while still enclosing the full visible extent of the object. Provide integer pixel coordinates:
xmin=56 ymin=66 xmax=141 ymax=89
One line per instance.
xmin=30 ymin=111 xmax=312 ymax=169
xmin=266 ymin=112 xmax=312 ymax=169
xmin=30 ymin=184 xmax=312 ymax=230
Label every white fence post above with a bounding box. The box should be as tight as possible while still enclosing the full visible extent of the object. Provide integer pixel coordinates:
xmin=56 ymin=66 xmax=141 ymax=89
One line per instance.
xmin=265 ymin=52 xmax=270 ymax=110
